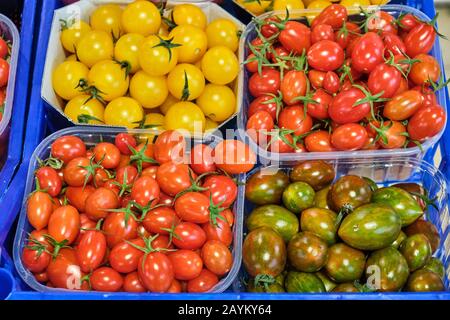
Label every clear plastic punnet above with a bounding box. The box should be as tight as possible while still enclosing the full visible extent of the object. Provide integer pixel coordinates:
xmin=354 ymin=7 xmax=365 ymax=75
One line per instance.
xmin=237 ymin=5 xmax=448 ymax=163
xmin=13 ymin=127 xmax=243 ymax=294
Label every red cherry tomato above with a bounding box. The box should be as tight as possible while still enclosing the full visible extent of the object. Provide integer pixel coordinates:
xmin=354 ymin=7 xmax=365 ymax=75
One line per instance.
xmin=311 ymin=24 xmax=335 ymax=43
xmin=0 ymin=58 xmax=9 ymax=87
xmin=84 ymin=187 xmax=119 ymax=221
xmin=351 ymin=32 xmax=384 ymax=73
xmin=247 ymin=95 xmax=279 ymax=120
xmin=187 ymin=269 xmax=219 ymax=293
xmin=280 ymin=70 xmax=307 ymax=105
xmin=307 ymin=89 xmax=332 ymax=120
xmin=398 ymin=13 xmax=420 ymax=32
xmin=202 ymin=217 xmax=233 ymax=247
xmin=383 ymin=90 xmax=423 ymax=121
xmin=66 ymin=186 xmax=95 ymax=213
xmin=76 ymin=229 xmax=107 ymax=273
xmin=311 ymin=4 xmax=348 ymax=29
xmin=268 ymin=131 xmax=295 ymax=153
xmin=307 ymin=40 xmax=344 ymax=72
xmin=328 ymin=87 xmax=371 ymax=124
xmin=279 ymin=21 xmax=311 ymax=55
xmin=35 ymin=166 xmax=62 ymax=197
xmin=51 ymin=136 xmax=86 ymax=164
xmin=123 ymin=271 xmax=146 ymax=293
xmin=278 ymin=105 xmax=313 ymax=136
xmin=367 ymin=120 xmax=407 ymax=149
xmin=249 ymin=68 xmax=281 ymax=98
xmin=91 ymin=267 xmax=123 ymax=292
xmin=409 ymin=54 xmax=440 ymax=86
xmin=156 ymin=162 xmax=193 ymax=197
xmin=366 ymin=11 xmax=397 ymax=35
xmin=335 ymin=22 xmax=361 ymax=49
xmin=48 ymin=205 xmax=80 ymax=245
xmin=102 ymin=211 xmax=138 ymax=248
xmin=142 ymin=206 xmax=179 ymax=235
xmin=153 ymin=130 xmax=186 ymax=164
xmin=174 ymin=192 xmax=210 ymax=224
xmin=0 ymin=38 xmax=8 ymax=59
xmin=368 ymin=63 xmax=402 ymax=98
xmin=246 ymin=110 xmax=274 ymax=143
xmin=213 ymin=140 xmax=256 ymax=175
xmin=331 ymin=123 xmax=368 ymax=151
xmin=27 ymin=191 xmax=53 ymax=231
xmin=202 ymin=175 xmax=237 ymax=208
xmin=323 ymin=71 xmax=340 ymax=94
xmin=168 ymin=250 xmax=203 ymax=281
xmin=114 ymin=133 xmax=137 ymax=155
xmin=47 ymin=248 xmax=83 ymax=290
xmin=138 ymin=252 xmax=174 ymax=293
xmin=407 ymin=105 xmax=446 ymax=141
xmin=172 ymin=222 xmax=207 ymax=250
xmin=308 ymin=70 xmax=326 ymax=89
xmin=93 ymin=142 xmax=121 ymax=169
xmin=201 ymin=240 xmax=232 ymax=277
xmin=109 ymin=238 xmax=145 ymax=273
xmin=412 ymin=86 xmax=437 ymax=108
xmin=383 ymin=33 xmax=406 ymax=57
xmin=404 ymin=22 xmax=436 ymax=58
xmin=63 ymin=157 xmax=91 ymax=187
xmin=190 ymin=144 xmax=216 ymax=175
xmin=131 ymin=176 xmax=160 ymax=207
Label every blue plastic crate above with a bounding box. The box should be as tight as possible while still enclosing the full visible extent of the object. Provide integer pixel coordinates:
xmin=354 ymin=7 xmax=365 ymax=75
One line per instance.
xmin=1 ymin=0 xmax=449 ymax=300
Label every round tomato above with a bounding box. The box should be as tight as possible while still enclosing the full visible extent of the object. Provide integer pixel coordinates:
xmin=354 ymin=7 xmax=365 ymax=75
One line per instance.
xmin=91 ymin=267 xmax=123 ymax=292
xmin=63 ymin=157 xmax=91 ymax=187
xmin=22 ymin=243 xmax=51 ymax=274
xmin=202 ymin=217 xmax=233 ymax=247
xmin=247 ymin=95 xmax=279 ymax=120
xmin=52 ymin=61 xmax=88 ymax=101
xmin=278 ymin=105 xmax=313 ymax=137
xmin=279 ymin=21 xmax=311 ymax=55
xmin=90 ymin=4 xmax=122 ymax=38
xmin=206 ymin=18 xmax=239 ymax=52
xmin=201 ymin=46 xmax=239 ymax=85
xmin=190 ymin=144 xmax=216 ymax=175
xmin=247 ymin=110 xmax=274 ymax=143
xmin=52 ymin=135 xmax=87 ymax=163
xmin=104 ymin=97 xmax=144 ymax=128
xmin=109 ymin=238 xmax=145 ymax=273
xmin=164 ymin=101 xmax=205 ymax=133
xmin=121 ymin=0 xmax=161 ymax=36
xmin=114 ymin=33 xmax=145 ymax=74
xmin=368 ymin=120 xmax=407 ymax=149
xmin=167 ymin=63 xmax=205 ymax=101
xmin=307 ymin=89 xmax=332 ymax=120
xmin=169 ymin=25 xmax=207 ymax=63
xmin=102 ymin=211 xmax=138 ymax=248
xmin=331 ymin=123 xmax=368 ymax=151
xmin=409 ymin=54 xmax=440 ymax=86
xmin=202 ymin=175 xmax=237 ymax=208
xmin=123 ymin=272 xmax=146 ymax=293
xmin=153 ymin=130 xmax=186 ymax=164
xmin=171 ymin=3 xmax=207 ymax=29
xmin=85 ymin=187 xmax=119 ymax=221
xmin=213 ymin=140 xmax=256 ymax=174
xmin=115 ymin=133 xmax=137 ymax=155
xmin=351 ymin=32 xmax=384 ymax=73
xmin=76 ymin=30 xmax=114 ymax=67
xmin=407 ymin=105 xmax=445 ymax=141
xmin=168 ymin=250 xmax=203 ymax=281
xmin=93 ymin=142 xmax=120 ymax=169
xmin=307 ymin=40 xmax=344 ymax=72
xmin=60 ymin=20 xmax=91 ymax=53
xmin=174 ymin=192 xmax=210 ymax=224
xmin=323 ymin=71 xmax=340 ymax=94
xmin=156 ymin=162 xmax=193 ymax=197
xmin=129 ymin=71 xmax=168 ymax=109
xmin=249 ymin=68 xmax=281 ymax=98
xmin=172 ymin=222 xmax=206 ymax=250
xmin=64 ymin=95 xmax=105 ymax=125
xmin=368 ymin=63 xmax=401 ymax=98
xmin=139 ymin=35 xmax=179 ymax=76
xmin=66 ymin=186 xmax=95 ymax=212
xmin=197 ymin=84 xmax=236 ymax=122
xmin=311 ymin=4 xmax=347 ymax=29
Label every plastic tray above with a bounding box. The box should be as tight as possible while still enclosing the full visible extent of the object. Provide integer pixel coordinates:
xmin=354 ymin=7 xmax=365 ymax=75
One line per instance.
xmin=233 ymin=157 xmax=450 ymax=299
xmin=0 ymin=14 xmax=20 ymax=181
xmin=236 ymin=5 xmax=448 ymax=164
xmin=12 ymin=126 xmax=244 ymax=295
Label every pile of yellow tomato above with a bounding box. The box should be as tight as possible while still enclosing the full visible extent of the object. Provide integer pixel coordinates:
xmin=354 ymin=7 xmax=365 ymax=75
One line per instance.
xmin=52 ymin=1 xmax=241 ymax=134
xmin=236 ymin=0 xmax=389 ymax=16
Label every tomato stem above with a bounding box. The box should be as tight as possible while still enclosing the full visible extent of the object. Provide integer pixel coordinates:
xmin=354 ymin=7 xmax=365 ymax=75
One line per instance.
xmin=152 ymin=36 xmax=182 ymax=62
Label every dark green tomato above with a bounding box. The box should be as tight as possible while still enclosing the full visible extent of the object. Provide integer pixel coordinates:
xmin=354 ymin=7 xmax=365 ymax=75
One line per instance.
xmin=329 ymin=175 xmax=372 ymax=212
xmin=316 ymin=271 xmax=337 ymax=292
xmin=243 ymin=227 xmax=287 ymax=277
xmin=372 ymin=187 xmax=423 ymax=227
xmin=391 ymin=183 xmax=427 ymax=210
xmin=325 ymin=243 xmax=366 ymax=283
xmin=245 ymin=169 xmax=290 ymax=205
xmin=290 ymin=160 xmax=335 ymax=191
xmin=285 ymin=271 xmax=326 ymax=293
xmin=332 ymin=283 xmax=360 ymax=292
xmin=247 ymin=278 xmax=285 ymax=293
xmin=400 ymin=234 xmax=432 ymax=272
xmin=287 ymin=232 xmax=328 ymax=272
xmin=365 ymin=247 xmax=410 ymax=292
xmin=404 ymin=219 xmax=440 ymax=253
xmin=300 ymin=207 xmax=338 ymax=245
xmin=247 ymin=205 xmax=299 ymax=242
xmin=338 ymin=204 xmax=402 ymax=251
xmin=391 ymin=231 xmax=407 ymax=249
xmin=405 ymin=269 xmax=445 ymax=292
xmin=422 ymin=257 xmax=445 ymax=279
xmin=363 ymin=177 xmax=378 ymax=192
xmin=314 ymin=186 xmax=330 ymax=209
xmin=282 ymin=182 xmax=315 ymax=214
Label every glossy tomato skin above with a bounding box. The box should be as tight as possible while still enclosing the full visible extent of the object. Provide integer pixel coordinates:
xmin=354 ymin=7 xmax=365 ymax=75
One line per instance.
xmin=409 ymin=54 xmax=440 ymax=86
xmin=91 ymin=267 xmax=123 ymax=292
xmin=311 ymin=4 xmax=347 ymax=29
xmin=311 ymin=24 xmax=335 ymax=44
xmin=281 ymin=70 xmax=307 ymax=105
xmin=351 ymin=32 xmax=384 ymax=73
xmin=66 ymin=186 xmax=95 ymax=212
xmin=187 ymin=269 xmax=219 ymax=293
xmin=335 ymin=22 xmax=360 ymax=50
xmin=102 ymin=211 xmax=138 ymax=248
xmin=173 ymin=222 xmax=207 ymax=250
xmin=368 ymin=121 xmax=407 ymax=149
xmin=115 ymin=133 xmax=137 ymax=155
xmin=328 ymin=88 xmax=370 ymax=124
xmin=48 ymin=205 xmax=80 ymax=245
xmin=74 ymin=214 xmax=96 ymax=245
xmin=279 ymin=21 xmax=311 ymax=55
xmin=367 ymin=11 xmax=397 ymax=35
xmin=407 ymin=105 xmax=445 ymax=141
xmin=93 ymin=142 xmax=121 ymax=169
xmin=247 ymin=111 xmax=274 ymax=143
xmin=123 ymin=272 xmax=146 ymax=292
xmin=142 ymin=206 xmax=179 ymax=235
xmin=36 ymin=167 xmax=62 ymax=197
xmin=404 ymin=23 xmax=436 ymax=58
xmin=213 ymin=140 xmax=256 ymax=175
xmin=412 ymin=86 xmax=437 ymax=108
xmin=202 ymin=175 xmax=237 ymax=209
xmin=116 ymin=165 xmax=138 ymax=186
xmin=131 ymin=176 xmax=160 ymax=207
xmin=248 ymin=95 xmax=279 ymax=120
xmin=167 ymin=279 xmax=183 ymax=293
xmin=201 ymin=240 xmax=232 ymax=277
xmin=331 ymin=123 xmax=368 ymax=151
xmin=168 ymin=250 xmax=203 ymax=281
xmin=76 ymin=230 xmax=107 ymax=273
xmin=383 ymin=90 xmax=423 ymax=121
xmin=63 ymin=157 xmax=91 ymax=187
xmin=51 ymin=136 xmax=86 ymax=164
xmin=138 ymin=252 xmax=174 ymax=293
xmin=398 ymin=13 xmax=420 ymax=32
xmin=383 ymin=33 xmax=406 ymax=57
xmin=141 ymin=166 xmax=158 ymax=179
xmin=47 ymin=248 xmax=81 ymax=289
xmin=22 ymin=247 xmax=51 ymax=273
xmin=202 ymin=217 xmax=233 ymax=247
xmin=307 ymin=89 xmax=332 ymax=120
xmin=190 ymin=144 xmax=216 ymax=175
xmin=305 ymin=131 xmax=335 ymax=152
xmin=174 ymin=192 xmax=210 ymax=224
xmin=153 ymin=130 xmax=186 ymax=164
xmin=85 ymin=187 xmax=119 ymax=221
xmin=323 ymin=71 xmax=340 ymax=94
xmin=368 ymin=63 xmax=401 ymax=98
xmin=278 ymin=105 xmax=313 ymax=137
xmin=245 ymin=53 xmax=258 ymax=73
xmin=27 ymin=191 xmax=53 ymax=230
xmin=308 ymin=70 xmax=326 ymax=89
xmin=307 ymin=40 xmax=344 ymax=72
xmin=109 ymin=238 xmax=145 ymax=273
xmin=268 ymin=132 xmax=295 ymax=153
xmin=249 ymin=68 xmax=281 ymax=98
xmin=156 ymin=162 xmax=193 ymax=197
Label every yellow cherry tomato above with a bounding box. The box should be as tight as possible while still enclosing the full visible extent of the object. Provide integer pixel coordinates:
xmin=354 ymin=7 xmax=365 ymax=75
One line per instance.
xmin=138 ymin=112 xmax=165 ymax=143
xmin=129 ymin=71 xmax=168 ymax=109
xmin=60 ymin=20 xmax=91 ymax=53
xmin=273 ymin=0 xmax=305 ymax=15
xmin=238 ymin=0 xmax=271 ymax=15
xmin=306 ymin=0 xmax=333 ymax=22
xmin=171 ymin=4 xmax=207 ymax=29
xmin=204 ymin=118 xmax=218 ymax=133
xmin=167 ymin=63 xmax=205 ymax=101
xmin=121 ymin=0 xmax=161 ymax=36
xmin=90 ymin=4 xmax=123 ymax=39
xmin=65 ymin=54 xmax=78 ymax=61
xmin=138 ymin=35 xmax=179 ymax=76
xmin=64 ymin=94 xmax=105 ymax=124
xmin=76 ymin=30 xmax=114 ymax=67
xmin=114 ymin=33 xmax=145 ymax=74
xmin=340 ymin=0 xmax=371 ymax=14
xmin=87 ymin=60 xmax=129 ymax=102
xmin=52 ymin=61 xmax=89 ymax=100
xmin=169 ymin=25 xmax=207 ymax=64
xmin=206 ymin=19 xmax=239 ymax=52
xmin=196 ymin=84 xmax=236 ymax=122
xmin=164 ymin=101 xmax=205 ymax=133
xmin=201 ymin=46 xmax=239 ymax=85
xmin=104 ymin=97 xmax=144 ymax=128
xmin=159 ymin=94 xmax=179 ymax=115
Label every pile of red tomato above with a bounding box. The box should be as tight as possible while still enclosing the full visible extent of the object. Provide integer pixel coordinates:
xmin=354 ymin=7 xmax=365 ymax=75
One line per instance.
xmin=0 ymin=36 xmax=10 ymax=122
xmin=21 ymin=130 xmax=256 ymax=293
xmin=244 ymin=4 xmax=447 ymax=153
